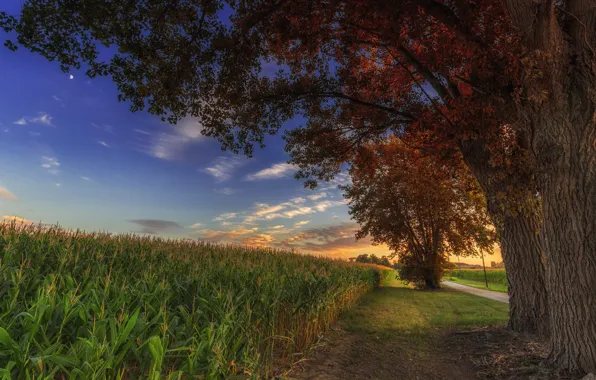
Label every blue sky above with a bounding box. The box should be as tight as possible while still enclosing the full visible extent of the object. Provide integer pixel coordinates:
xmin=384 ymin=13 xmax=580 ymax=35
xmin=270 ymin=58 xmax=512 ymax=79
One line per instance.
xmin=0 ymin=2 xmax=500 ymax=264
xmin=0 ymin=30 xmax=399 ymax=259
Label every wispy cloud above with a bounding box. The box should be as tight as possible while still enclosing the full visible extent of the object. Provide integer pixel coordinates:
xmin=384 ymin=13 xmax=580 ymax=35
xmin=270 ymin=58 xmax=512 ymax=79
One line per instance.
xmin=276 ymin=223 xmax=374 ymax=256
xmin=313 ymin=200 xmax=346 ymax=212
xmin=52 ymin=95 xmax=65 ymax=107
xmin=202 ymin=156 xmax=244 ymax=182
xmin=14 ymin=113 xmax=55 ymax=127
xmin=91 ymin=123 xmax=114 ymax=134
xmin=2 ymin=215 xmax=33 ymax=225
xmin=80 ymin=176 xmax=92 ymax=181
xmin=192 ymin=226 xmax=261 ymax=244
xmin=241 ymin=198 xmax=344 ymax=224
xmin=129 ymin=219 xmax=183 ymax=235
xmin=214 ymin=187 xmax=235 ymax=195
xmin=97 ymin=141 xmax=111 ymax=148
xmin=294 ymin=220 xmax=310 ymax=227
xmin=245 ymin=162 xmax=296 ymax=181
xmin=0 ymin=187 xmax=17 ymax=200
xmin=142 ymin=117 xmax=204 ymax=160
xmin=320 ymin=172 xmax=352 ymax=190
xmin=41 ymin=156 xmax=60 ymax=175
xmin=189 ymin=223 xmax=202 ymax=228
xmin=213 ymin=212 xmax=238 ymax=221
xmin=308 ymin=192 xmax=327 ymax=201
xmin=290 ymin=197 xmax=306 ymax=204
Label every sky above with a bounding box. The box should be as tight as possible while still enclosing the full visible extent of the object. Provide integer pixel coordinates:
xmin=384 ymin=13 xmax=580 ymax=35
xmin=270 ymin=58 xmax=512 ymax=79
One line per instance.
xmin=0 ymin=3 xmax=500 ymax=264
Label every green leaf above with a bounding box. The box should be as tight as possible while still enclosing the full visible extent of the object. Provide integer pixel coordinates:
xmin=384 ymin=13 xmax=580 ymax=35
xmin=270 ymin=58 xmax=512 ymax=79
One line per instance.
xmin=115 ymin=308 xmax=139 ymax=351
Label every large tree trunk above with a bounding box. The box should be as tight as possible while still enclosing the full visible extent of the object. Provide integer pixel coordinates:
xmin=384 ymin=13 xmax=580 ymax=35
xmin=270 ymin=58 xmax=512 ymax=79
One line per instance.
xmin=500 ymin=0 xmax=596 ymax=372
xmin=499 ymin=209 xmax=548 ymax=337
xmin=460 ymin=139 xmax=550 ymax=338
xmin=533 ymin=95 xmax=596 ymax=373
xmin=541 ymin=142 xmax=596 ymax=373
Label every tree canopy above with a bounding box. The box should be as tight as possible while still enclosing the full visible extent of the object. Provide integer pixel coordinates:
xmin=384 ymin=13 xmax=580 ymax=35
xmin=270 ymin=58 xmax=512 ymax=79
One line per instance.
xmin=344 ymin=137 xmax=495 ymax=288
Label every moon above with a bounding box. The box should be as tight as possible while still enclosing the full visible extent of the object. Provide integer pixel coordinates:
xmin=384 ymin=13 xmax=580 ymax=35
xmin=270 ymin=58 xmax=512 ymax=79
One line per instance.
xmin=69 ymin=74 xmax=74 ymax=80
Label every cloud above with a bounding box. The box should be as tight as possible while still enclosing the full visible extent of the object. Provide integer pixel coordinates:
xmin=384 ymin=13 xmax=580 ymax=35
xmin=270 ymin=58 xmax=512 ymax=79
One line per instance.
xmin=214 ymin=187 xmax=235 ymax=195
xmin=97 ymin=141 xmax=111 ymax=148
xmin=254 ymin=203 xmax=286 ymax=216
xmin=55 ymin=183 xmax=61 ymax=188
xmin=194 ymin=226 xmax=259 ymax=244
xmin=14 ymin=113 xmax=55 ymax=127
xmin=213 ymin=212 xmax=238 ymax=221
xmin=245 ymin=162 xmax=296 ymax=181
xmin=0 ymin=187 xmax=17 ymax=200
xmin=274 ymin=223 xmax=385 ymax=258
xmin=2 ymin=215 xmax=33 ymax=225
xmin=240 ymin=197 xmax=346 ymax=225
xmin=142 ymin=117 xmax=204 ymax=160
xmin=313 ymin=200 xmax=346 ymax=212
xmin=290 ymin=197 xmax=306 ymax=204
xmin=53 ymin=95 xmax=65 ymax=107
xmin=220 ymin=221 xmax=233 ymax=226
xmin=41 ymin=156 xmax=60 ymax=175
xmin=270 ymin=225 xmax=285 ymax=229
xmin=80 ymin=176 xmax=91 ymax=181
xmin=189 ymin=223 xmax=202 ymax=228
xmin=332 ymin=215 xmax=339 ymax=220
xmin=134 ymin=129 xmax=151 ymax=135
xmin=308 ymin=192 xmax=327 ymax=201
xmin=92 ymin=123 xmax=114 ymax=134
xmin=30 ymin=113 xmax=54 ymax=126
xmin=129 ymin=219 xmax=183 ymax=235
xmin=202 ymin=156 xmax=244 ymax=182
xmin=242 ymin=234 xmax=274 ymax=247
xmin=320 ymin=172 xmax=352 ymax=191
xmin=295 ymin=220 xmax=310 ymax=227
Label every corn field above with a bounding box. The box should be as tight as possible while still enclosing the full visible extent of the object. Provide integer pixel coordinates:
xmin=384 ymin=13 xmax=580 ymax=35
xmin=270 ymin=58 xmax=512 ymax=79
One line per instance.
xmin=446 ymin=269 xmax=507 ymax=285
xmin=0 ymin=223 xmax=386 ymax=379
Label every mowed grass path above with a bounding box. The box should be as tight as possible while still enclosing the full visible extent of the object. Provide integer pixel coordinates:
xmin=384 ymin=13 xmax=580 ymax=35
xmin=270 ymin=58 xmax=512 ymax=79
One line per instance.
xmin=290 ymin=274 xmax=510 ymax=379
xmin=342 ymin=276 xmax=509 ymax=334
xmin=445 ymin=269 xmax=508 ymax=293
xmin=445 ymin=277 xmax=509 ymax=293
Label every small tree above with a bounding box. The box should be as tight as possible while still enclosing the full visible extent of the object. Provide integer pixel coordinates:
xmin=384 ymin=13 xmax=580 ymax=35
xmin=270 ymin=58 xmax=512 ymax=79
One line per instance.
xmin=343 ymin=138 xmax=495 ymax=289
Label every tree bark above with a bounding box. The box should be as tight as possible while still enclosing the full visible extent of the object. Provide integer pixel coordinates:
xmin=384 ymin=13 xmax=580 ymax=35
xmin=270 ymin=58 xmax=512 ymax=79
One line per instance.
xmin=534 ymin=108 xmax=596 ymax=373
xmin=500 ymin=0 xmax=596 ymax=372
xmin=460 ymin=139 xmax=550 ymax=338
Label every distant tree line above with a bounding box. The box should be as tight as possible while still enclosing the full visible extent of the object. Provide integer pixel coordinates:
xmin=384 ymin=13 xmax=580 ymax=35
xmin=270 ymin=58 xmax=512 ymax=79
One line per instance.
xmin=352 ymin=254 xmax=392 ymax=267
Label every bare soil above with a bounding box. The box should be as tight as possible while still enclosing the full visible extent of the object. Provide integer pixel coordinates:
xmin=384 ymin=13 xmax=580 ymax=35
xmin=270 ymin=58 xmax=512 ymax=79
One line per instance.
xmin=284 ymin=327 xmax=569 ymax=380
xmin=286 ymin=326 xmax=477 ymax=380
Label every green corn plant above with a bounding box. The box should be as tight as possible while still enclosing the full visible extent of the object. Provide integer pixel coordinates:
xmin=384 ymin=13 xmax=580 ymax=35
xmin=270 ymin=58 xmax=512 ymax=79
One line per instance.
xmin=0 ymin=223 xmax=386 ymax=378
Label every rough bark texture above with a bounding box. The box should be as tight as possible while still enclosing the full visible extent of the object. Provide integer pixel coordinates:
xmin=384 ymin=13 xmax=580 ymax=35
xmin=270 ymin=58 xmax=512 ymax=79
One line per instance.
xmin=460 ymin=139 xmax=550 ymax=338
xmin=535 ymin=97 xmax=596 ymax=372
xmin=500 ymin=0 xmax=596 ymax=371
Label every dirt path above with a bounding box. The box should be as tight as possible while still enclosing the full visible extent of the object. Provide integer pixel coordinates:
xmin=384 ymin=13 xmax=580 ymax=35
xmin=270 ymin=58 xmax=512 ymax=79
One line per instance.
xmin=284 ymin=282 xmax=510 ymax=380
xmin=442 ymin=281 xmax=510 ymax=303
xmin=287 ymin=327 xmax=477 ymax=380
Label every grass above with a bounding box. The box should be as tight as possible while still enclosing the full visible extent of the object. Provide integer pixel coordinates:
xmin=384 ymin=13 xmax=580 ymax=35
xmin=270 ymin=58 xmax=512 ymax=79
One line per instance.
xmin=341 ymin=274 xmax=509 ymax=339
xmin=0 ymin=223 xmax=393 ymax=379
xmin=444 ymin=268 xmax=508 ymax=293
xmin=446 ymin=277 xmax=509 ymax=293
